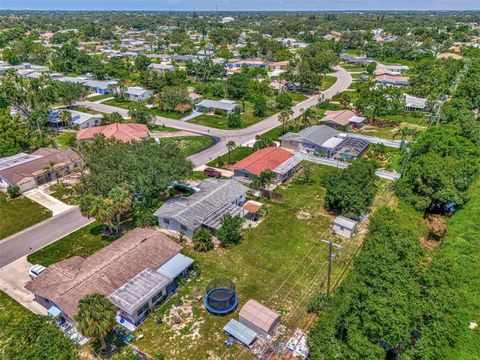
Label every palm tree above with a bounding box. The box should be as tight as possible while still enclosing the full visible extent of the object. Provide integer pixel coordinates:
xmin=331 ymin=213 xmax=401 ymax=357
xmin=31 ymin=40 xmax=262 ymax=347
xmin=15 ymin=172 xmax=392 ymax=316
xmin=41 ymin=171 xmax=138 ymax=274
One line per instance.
xmin=279 ymin=109 xmax=293 ymax=134
xmin=226 ymin=141 xmax=237 ymax=164
xmin=44 ymin=161 xmax=61 ymax=185
xmin=75 ymin=294 xmax=117 ymax=350
xmin=79 ymin=195 xmax=115 ymax=234
xmin=255 ymin=170 xmax=276 ymax=189
xmin=59 ymin=110 xmax=72 ymax=127
xmin=300 ymin=107 xmax=315 ymax=128
xmin=393 ymin=127 xmax=419 ymax=147
xmin=108 ymin=186 xmax=132 ymax=233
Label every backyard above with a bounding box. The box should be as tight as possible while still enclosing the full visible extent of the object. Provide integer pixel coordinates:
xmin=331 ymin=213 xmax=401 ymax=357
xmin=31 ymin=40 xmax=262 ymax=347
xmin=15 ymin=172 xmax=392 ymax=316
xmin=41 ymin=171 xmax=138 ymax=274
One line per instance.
xmin=0 ymin=193 xmax=52 ymax=240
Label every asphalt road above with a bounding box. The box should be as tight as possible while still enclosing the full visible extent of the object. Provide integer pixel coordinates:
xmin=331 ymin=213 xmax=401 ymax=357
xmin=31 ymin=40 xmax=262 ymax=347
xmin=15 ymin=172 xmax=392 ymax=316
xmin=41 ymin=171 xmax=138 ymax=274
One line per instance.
xmin=0 ymin=207 xmax=93 ymax=268
xmin=79 ymin=66 xmax=352 ymax=166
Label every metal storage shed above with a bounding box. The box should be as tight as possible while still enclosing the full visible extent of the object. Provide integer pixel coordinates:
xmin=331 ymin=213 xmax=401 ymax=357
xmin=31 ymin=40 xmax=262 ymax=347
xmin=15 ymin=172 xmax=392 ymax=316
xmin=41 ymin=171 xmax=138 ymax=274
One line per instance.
xmin=239 ymin=299 xmax=281 ymax=337
xmin=332 ymin=216 xmax=358 ymax=238
xmin=223 ymin=319 xmax=257 ymax=347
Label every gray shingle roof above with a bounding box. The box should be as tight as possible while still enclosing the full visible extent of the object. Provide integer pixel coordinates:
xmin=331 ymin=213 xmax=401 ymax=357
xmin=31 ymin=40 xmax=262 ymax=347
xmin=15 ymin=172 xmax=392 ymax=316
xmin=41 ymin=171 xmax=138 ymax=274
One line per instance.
xmin=196 ymin=100 xmax=239 ymax=112
xmin=154 ymin=179 xmax=248 ymax=230
xmin=280 ymin=125 xmax=340 ymax=147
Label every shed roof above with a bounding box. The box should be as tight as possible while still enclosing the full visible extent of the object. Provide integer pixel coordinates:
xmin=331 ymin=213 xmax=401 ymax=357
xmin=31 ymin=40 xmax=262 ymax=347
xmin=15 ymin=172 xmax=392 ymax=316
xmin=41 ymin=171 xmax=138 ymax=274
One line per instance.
xmin=156 ymin=253 xmax=195 ymax=280
xmin=223 ymin=319 xmax=257 ymax=346
xmin=239 ymin=299 xmax=281 ymax=334
xmin=333 ymin=216 xmax=358 ymax=230
xmin=109 ymin=268 xmax=171 ymax=315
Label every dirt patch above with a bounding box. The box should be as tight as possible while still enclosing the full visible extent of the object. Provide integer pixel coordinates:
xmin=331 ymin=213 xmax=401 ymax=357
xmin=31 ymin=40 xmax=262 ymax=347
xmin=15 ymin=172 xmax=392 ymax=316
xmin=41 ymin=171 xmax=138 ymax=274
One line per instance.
xmin=296 ymin=210 xmax=312 ymax=219
xmin=420 ymin=214 xmax=447 ymax=250
xmin=164 ymin=298 xmax=204 ymax=341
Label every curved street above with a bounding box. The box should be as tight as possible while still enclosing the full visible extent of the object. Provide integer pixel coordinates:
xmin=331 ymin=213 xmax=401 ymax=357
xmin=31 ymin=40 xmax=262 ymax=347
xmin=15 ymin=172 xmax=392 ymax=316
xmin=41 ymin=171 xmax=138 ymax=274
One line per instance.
xmin=79 ymin=66 xmax=352 ymax=166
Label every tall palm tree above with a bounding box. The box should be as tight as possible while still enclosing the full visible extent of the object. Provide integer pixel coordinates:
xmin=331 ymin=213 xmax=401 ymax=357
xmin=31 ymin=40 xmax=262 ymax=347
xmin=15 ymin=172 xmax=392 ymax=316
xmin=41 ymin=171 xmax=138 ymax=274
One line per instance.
xmin=75 ymin=294 xmax=117 ymax=350
xmin=279 ymin=109 xmax=293 ymax=134
xmin=226 ymin=140 xmax=237 ymax=164
xmin=59 ymin=110 xmax=72 ymax=127
xmin=108 ymin=186 xmax=132 ymax=233
xmin=300 ymin=107 xmax=315 ymax=128
xmin=44 ymin=161 xmax=61 ymax=184
xmin=79 ymin=195 xmax=115 ymax=234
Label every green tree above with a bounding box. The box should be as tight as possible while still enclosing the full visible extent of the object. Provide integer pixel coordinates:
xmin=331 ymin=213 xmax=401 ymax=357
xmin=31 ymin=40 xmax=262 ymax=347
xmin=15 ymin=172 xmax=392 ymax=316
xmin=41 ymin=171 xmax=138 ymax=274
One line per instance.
xmin=253 ymin=138 xmax=275 ymax=151
xmin=134 ymin=53 xmax=151 ymax=71
xmin=128 ymin=102 xmax=153 ymax=124
xmin=302 ymin=161 xmax=315 ymax=184
xmin=227 ymin=107 xmax=242 ymax=128
xmin=279 ymin=109 xmax=293 ymax=134
xmin=254 ymin=170 xmax=276 ymax=189
xmin=226 ymin=72 xmax=250 ymax=99
xmin=252 ymin=96 xmax=268 ymax=117
xmin=300 ymin=107 xmax=315 ymax=128
xmin=366 ymin=61 xmax=377 ymax=75
xmin=75 ymin=294 xmax=117 ymax=350
xmin=276 ymin=92 xmax=293 ymax=109
xmin=226 ymin=140 xmax=237 ymax=164
xmin=7 ymin=185 xmax=20 ymax=199
xmin=192 ymin=228 xmax=214 ymax=252
xmin=0 ymin=111 xmax=32 ymax=156
xmin=217 ymin=214 xmax=245 ymax=246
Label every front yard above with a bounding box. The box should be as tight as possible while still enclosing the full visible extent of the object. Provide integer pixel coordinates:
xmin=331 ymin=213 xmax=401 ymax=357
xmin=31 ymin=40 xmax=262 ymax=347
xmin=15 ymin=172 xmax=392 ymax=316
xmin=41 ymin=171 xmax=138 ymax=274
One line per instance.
xmin=160 ymin=136 xmax=213 ymax=157
xmin=0 ymin=193 xmax=52 ymax=240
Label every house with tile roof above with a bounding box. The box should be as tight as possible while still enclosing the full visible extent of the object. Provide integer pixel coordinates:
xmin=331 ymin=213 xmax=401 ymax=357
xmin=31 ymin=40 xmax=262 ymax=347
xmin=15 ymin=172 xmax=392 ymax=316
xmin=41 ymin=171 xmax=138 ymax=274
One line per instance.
xmin=26 ymin=228 xmax=194 ymax=328
xmin=320 ymin=110 xmax=366 ymax=130
xmin=0 ymin=148 xmax=83 ymax=193
xmin=76 ymin=123 xmax=150 ymax=142
xmin=229 ymin=147 xmax=301 ymax=183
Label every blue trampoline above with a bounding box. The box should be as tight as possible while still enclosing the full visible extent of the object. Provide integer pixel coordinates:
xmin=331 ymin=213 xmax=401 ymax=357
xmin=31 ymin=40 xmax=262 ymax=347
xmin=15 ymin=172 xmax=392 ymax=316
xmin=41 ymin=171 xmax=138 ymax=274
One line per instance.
xmin=205 ymin=278 xmax=238 ymax=315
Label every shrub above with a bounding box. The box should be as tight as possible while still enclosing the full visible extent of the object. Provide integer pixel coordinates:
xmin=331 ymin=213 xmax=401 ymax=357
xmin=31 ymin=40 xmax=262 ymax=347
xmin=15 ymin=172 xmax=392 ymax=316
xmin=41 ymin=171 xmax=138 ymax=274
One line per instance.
xmin=214 ymin=108 xmax=227 ymax=117
xmin=217 ymin=214 xmax=244 ymax=246
xmin=192 ymin=228 xmax=214 ymax=251
xmin=7 ymin=185 xmax=20 ymax=199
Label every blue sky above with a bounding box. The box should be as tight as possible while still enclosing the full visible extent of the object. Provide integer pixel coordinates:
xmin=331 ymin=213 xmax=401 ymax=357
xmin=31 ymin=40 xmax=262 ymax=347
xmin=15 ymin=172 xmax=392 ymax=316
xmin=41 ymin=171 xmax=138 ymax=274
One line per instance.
xmin=1 ymin=0 xmax=479 ymax=11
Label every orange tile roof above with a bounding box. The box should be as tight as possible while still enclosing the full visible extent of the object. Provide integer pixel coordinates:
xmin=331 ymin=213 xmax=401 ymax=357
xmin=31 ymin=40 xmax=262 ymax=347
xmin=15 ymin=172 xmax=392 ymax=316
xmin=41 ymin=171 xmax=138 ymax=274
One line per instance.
xmin=229 ymin=147 xmax=293 ymax=176
xmin=76 ymin=123 xmax=149 ymax=142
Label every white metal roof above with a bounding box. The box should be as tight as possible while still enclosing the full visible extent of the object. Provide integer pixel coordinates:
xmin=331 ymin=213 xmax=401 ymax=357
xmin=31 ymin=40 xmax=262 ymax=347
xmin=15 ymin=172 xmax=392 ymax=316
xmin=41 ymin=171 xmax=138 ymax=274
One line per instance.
xmin=333 ymin=216 xmax=358 ymax=230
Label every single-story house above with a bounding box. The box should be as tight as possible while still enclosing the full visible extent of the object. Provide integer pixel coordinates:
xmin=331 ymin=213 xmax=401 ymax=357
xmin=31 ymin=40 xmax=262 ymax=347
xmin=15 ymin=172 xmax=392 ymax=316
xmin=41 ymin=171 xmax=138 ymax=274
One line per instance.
xmin=229 ymin=147 xmax=301 ymax=183
xmin=148 ymin=63 xmax=175 ymax=72
xmin=374 ymin=67 xmax=400 ymax=77
xmin=320 ymin=110 xmax=366 ymax=129
xmin=26 ymin=228 xmax=194 ymax=328
xmin=279 ymin=125 xmax=341 ymax=155
xmin=125 ymin=86 xmax=152 ymax=101
xmin=173 ymin=55 xmax=198 ymax=62
xmin=376 ymin=63 xmax=409 ymax=73
xmin=195 ymin=99 xmax=240 ymax=114
xmin=76 ymin=123 xmax=150 ymax=142
xmin=239 ymin=299 xmax=281 ymax=337
xmin=154 ymin=179 xmax=248 ymax=238
xmin=189 ymin=92 xmax=204 ymax=104
xmin=48 ymin=109 xmax=103 ymax=129
xmin=332 ymin=216 xmax=358 ymax=238
xmin=339 ymin=53 xmax=374 ymax=66
xmin=0 ymin=148 xmax=83 ymax=193
xmin=84 ymin=80 xmax=117 ymax=94
xmin=404 ymin=94 xmax=428 ymax=111
xmin=55 ymin=76 xmax=89 ymax=85
xmin=227 ymin=59 xmax=267 ymax=69
xmin=375 ymin=75 xmax=410 ymax=87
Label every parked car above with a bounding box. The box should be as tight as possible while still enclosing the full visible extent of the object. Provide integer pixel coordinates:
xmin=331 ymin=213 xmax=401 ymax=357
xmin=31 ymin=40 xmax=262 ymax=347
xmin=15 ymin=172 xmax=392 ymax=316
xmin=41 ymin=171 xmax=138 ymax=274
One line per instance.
xmin=204 ymin=167 xmax=222 ymax=178
xmin=29 ymin=264 xmax=46 ymax=279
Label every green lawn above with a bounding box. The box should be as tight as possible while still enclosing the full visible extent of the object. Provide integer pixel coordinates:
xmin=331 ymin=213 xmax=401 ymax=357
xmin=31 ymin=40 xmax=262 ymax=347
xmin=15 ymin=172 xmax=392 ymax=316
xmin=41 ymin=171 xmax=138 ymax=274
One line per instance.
xmin=147 ymin=123 xmax=182 ymax=132
xmin=151 ymin=108 xmax=185 ymax=120
xmin=290 ymin=92 xmax=309 ymax=104
xmin=189 ymin=114 xmax=230 ymax=129
xmin=27 ymin=222 xmax=120 ymax=266
xmin=318 ymin=75 xmax=337 ymax=91
xmin=87 ymin=94 xmax=113 ymax=102
xmin=54 ymin=131 xmax=77 ymax=149
xmin=0 ymin=290 xmax=32 ymax=342
xmin=341 ymin=64 xmax=367 ymax=72
xmin=131 ymin=165 xmax=343 ymax=359
xmin=0 ymin=193 xmax=52 ymax=240
xmin=206 ymin=146 xmax=255 ymax=167
xmin=160 ymin=136 xmax=213 ymax=157
xmin=103 ymin=98 xmax=137 ymax=110
xmin=70 ymin=105 xmax=104 ymax=115
xmin=364 ymin=110 xmax=429 ymax=126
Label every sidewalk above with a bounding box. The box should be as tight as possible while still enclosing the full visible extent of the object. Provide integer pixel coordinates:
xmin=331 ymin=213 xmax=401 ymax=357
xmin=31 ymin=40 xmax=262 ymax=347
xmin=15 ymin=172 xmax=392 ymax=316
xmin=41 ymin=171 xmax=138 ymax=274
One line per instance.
xmin=24 ymin=188 xmax=73 ymax=216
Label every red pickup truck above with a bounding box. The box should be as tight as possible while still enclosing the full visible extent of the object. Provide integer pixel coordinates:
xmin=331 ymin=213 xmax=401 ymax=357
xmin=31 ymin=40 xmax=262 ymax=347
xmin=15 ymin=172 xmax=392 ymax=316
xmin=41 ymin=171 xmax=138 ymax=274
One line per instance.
xmin=204 ymin=167 xmax=222 ymax=178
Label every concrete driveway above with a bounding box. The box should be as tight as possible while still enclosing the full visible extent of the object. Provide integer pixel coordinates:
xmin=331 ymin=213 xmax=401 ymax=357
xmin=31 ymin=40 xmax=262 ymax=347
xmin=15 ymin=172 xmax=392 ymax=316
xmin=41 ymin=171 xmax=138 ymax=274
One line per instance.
xmin=0 ymin=256 xmax=47 ymax=315
xmin=24 ymin=188 xmax=73 ymax=216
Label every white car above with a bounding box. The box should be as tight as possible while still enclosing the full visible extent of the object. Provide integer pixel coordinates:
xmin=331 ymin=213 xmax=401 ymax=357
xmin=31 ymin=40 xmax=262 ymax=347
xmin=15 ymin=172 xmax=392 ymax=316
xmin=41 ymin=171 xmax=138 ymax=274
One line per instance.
xmin=28 ymin=264 xmax=46 ymax=279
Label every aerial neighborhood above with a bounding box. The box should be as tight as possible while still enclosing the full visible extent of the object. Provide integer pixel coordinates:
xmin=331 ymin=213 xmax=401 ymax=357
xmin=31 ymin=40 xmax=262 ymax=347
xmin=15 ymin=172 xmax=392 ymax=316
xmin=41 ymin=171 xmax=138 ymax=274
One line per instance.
xmin=0 ymin=7 xmax=479 ymax=360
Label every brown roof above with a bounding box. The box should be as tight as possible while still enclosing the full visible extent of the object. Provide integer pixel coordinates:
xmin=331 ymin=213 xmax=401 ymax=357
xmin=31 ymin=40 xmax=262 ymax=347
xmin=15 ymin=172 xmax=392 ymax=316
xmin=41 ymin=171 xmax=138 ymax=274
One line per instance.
xmin=320 ymin=110 xmax=358 ymax=126
xmin=26 ymin=228 xmax=182 ymax=319
xmin=239 ymin=299 xmax=280 ymax=335
xmin=76 ymin=123 xmax=150 ymax=142
xmin=0 ymin=148 xmax=81 ymax=185
xmin=243 ymin=200 xmax=262 ymax=213
xmin=436 ymin=52 xmax=464 ymax=60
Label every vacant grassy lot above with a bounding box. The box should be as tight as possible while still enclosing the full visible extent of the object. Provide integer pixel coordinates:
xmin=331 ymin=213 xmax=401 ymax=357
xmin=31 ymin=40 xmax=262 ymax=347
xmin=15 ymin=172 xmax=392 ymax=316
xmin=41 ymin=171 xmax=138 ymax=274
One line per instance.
xmin=318 ymin=75 xmax=338 ymax=91
xmin=160 ymin=136 xmax=213 ymax=157
xmin=0 ymin=193 xmax=52 ymax=240
xmin=103 ymin=98 xmax=136 ymax=110
xmin=27 ymin=222 xmax=120 ymax=266
xmin=54 ymin=131 xmax=77 ymax=149
xmin=341 ymin=64 xmax=367 ymax=72
xmin=206 ymin=146 xmax=254 ymax=167
xmin=131 ymin=165 xmax=340 ymax=359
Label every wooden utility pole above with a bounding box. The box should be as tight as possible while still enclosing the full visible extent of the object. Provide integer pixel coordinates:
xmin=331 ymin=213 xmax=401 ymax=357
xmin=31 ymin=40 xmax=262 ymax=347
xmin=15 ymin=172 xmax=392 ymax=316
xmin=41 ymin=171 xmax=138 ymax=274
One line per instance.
xmin=321 ymin=239 xmax=343 ymax=296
